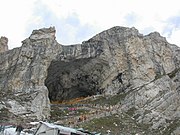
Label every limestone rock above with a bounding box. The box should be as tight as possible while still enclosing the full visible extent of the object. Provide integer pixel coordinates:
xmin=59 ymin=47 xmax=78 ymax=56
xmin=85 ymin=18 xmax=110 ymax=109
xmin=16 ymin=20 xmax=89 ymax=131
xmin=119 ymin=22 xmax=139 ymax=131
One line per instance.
xmin=0 ymin=27 xmax=58 ymax=121
xmin=29 ymin=26 xmax=56 ymax=41
xmin=0 ymin=26 xmax=179 ymax=134
xmin=0 ymin=36 xmax=8 ymax=53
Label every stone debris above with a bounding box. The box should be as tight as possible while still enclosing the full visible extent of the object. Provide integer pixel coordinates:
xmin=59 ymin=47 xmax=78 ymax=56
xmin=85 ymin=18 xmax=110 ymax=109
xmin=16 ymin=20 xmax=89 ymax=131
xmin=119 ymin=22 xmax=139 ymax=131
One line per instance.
xmin=0 ymin=26 xmax=179 ymax=134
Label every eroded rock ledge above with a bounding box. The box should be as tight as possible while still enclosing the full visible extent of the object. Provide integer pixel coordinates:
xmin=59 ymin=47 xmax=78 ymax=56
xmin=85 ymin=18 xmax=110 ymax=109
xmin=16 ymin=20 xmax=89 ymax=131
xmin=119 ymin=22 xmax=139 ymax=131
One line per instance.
xmin=0 ymin=26 xmax=180 ymax=133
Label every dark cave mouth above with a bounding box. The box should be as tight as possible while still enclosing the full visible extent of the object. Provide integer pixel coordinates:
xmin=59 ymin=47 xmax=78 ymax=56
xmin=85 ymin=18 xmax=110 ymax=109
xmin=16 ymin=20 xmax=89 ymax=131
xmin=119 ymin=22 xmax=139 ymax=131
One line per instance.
xmin=45 ymin=58 xmax=102 ymax=102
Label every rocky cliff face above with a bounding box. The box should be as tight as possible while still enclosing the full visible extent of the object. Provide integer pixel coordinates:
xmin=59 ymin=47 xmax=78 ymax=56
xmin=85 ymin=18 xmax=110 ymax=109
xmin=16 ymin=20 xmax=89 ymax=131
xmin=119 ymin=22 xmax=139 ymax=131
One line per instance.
xmin=0 ymin=36 xmax=8 ymax=53
xmin=0 ymin=27 xmax=57 ymax=122
xmin=0 ymin=26 xmax=179 ymax=133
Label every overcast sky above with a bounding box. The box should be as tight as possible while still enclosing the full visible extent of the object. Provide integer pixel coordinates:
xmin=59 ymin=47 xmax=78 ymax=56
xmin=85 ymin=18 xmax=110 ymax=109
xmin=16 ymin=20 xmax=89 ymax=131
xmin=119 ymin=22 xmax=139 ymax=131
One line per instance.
xmin=0 ymin=0 xmax=180 ymax=49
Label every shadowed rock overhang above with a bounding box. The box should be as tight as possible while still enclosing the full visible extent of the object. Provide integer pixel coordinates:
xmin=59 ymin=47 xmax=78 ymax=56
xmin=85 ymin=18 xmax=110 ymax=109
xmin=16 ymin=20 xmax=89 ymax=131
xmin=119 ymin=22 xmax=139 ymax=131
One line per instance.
xmin=0 ymin=26 xmax=179 ymax=126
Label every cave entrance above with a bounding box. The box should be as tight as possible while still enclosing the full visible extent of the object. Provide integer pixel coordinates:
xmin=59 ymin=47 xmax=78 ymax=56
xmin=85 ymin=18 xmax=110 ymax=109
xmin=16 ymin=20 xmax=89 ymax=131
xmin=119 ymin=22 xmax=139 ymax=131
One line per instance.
xmin=45 ymin=58 xmax=104 ymax=102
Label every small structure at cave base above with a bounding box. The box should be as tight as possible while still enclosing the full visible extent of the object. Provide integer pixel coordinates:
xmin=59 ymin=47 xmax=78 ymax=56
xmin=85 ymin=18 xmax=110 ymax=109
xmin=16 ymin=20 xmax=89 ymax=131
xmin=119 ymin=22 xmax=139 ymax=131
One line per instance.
xmin=2 ymin=121 xmax=101 ymax=135
xmin=34 ymin=121 xmax=101 ymax=135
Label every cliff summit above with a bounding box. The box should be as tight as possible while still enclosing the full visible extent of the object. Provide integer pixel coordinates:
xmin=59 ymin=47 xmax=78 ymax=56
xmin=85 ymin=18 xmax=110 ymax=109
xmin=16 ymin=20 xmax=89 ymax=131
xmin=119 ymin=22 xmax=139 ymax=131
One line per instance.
xmin=0 ymin=26 xmax=180 ymax=134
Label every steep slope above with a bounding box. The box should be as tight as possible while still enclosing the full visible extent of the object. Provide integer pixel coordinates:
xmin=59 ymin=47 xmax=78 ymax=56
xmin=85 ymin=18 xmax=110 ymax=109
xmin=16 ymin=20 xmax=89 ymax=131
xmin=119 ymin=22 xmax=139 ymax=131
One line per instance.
xmin=0 ymin=26 xmax=179 ymax=134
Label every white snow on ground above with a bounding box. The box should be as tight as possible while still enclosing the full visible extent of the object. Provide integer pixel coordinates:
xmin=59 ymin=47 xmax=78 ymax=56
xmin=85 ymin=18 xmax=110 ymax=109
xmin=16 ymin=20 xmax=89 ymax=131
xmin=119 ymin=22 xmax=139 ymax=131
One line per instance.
xmin=4 ymin=128 xmax=33 ymax=135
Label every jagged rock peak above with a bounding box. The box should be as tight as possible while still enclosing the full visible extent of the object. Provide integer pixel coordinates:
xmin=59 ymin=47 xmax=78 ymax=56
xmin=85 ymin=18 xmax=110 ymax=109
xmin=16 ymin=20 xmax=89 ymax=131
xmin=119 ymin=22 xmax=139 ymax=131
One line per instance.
xmin=90 ymin=26 xmax=143 ymax=41
xmin=0 ymin=26 xmax=180 ymax=133
xmin=0 ymin=36 xmax=8 ymax=53
xmin=29 ymin=26 xmax=56 ymax=41
xmin=102 ymin=26 xmax=140 ymax=34
xmin=145 ymin=31 xmax=167 ymax=41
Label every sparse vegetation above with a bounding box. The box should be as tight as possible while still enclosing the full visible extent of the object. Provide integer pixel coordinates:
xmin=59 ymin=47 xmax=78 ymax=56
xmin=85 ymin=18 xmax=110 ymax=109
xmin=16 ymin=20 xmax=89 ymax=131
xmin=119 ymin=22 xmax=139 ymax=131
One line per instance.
xmin=167 ymin=68 xmax=180 ymax=78
xmin=162 ymin=119 xmax=180 ymax=135
xmin=78 ymin=113 xmax=148 ymax=135
xmin=80 ymin=92 xmax=127 ymax=106
xmin=0 ymin=108 xmax=10 ymax=122
xmin=0 ymin=107 xmax=21 ymax=124
xmin=154 ymin=73 xmax=165 ymax=80
xmin=49 ymin=93 xmax=154 ymax=134
xmin=50 ymin=104 xmax=90 ymax=123
xmin=126 ymin=107 xmax=137 ymax=116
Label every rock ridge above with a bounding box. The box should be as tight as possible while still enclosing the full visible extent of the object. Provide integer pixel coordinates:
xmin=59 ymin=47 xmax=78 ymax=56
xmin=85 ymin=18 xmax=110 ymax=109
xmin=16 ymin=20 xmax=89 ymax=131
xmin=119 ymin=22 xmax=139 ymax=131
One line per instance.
xmin=0 ymin=26 xmax=180 ymax=134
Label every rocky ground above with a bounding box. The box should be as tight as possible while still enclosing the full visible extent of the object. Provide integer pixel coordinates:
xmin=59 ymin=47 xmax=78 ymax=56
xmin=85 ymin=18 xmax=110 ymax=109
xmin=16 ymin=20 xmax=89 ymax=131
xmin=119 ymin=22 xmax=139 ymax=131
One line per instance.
xmin=49 ymin=93 xmax=180 ymax=135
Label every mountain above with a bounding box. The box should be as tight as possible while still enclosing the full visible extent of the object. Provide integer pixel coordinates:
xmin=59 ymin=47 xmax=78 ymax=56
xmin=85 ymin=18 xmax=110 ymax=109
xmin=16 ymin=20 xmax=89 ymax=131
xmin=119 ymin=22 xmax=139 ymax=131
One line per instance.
xmin=0 ymin=26 xmax=179 ymax=134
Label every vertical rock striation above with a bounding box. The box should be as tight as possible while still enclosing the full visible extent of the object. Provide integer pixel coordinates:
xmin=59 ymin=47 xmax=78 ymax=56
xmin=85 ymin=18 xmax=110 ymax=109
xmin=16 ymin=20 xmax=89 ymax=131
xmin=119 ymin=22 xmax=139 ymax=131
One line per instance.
xmin=0 ymin=27 xmax=58 ymax=122
xmin=0 ymin=26 xmax=179 ymax=134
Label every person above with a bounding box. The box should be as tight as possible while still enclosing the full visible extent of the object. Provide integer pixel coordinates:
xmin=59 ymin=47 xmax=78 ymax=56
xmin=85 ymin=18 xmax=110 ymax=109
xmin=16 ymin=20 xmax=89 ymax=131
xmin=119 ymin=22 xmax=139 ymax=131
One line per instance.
xmin=0 ymin=125 xmax=5 ymax=133
xmin=16 ymin=124 xmax=23 ymax=135
xmin=0 ymin=125 xmax=2 ymax=132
